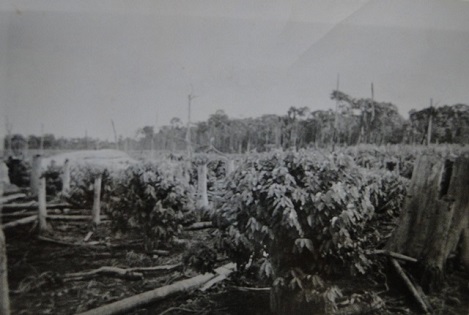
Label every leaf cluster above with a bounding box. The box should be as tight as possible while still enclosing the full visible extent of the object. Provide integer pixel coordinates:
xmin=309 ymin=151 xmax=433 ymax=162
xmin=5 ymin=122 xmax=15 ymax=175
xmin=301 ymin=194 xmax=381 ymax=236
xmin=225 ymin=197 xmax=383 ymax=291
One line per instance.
xmin=107 ymin=162 xmax=195 ymax=250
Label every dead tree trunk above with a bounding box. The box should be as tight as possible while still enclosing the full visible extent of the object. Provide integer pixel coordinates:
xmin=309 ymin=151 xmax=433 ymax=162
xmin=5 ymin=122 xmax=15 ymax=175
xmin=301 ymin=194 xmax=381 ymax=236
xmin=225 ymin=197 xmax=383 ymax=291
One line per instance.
xmin=91 ymin=175 xmax=102 ymax=226
xmin=387 ymin=154 xmax=469 ymax=292
xmin=30 ymin=155 xmax=42 ymax=196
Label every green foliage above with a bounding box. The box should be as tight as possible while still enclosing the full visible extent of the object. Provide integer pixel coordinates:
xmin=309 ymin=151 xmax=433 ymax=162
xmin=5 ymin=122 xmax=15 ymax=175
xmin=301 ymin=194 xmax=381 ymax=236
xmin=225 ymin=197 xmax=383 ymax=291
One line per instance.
xmin=107 ymin=162 xmax=195 ymax=250
xmin=42 ymin=162 xmax=63 ymax=196
xmin=213 ymin=149 xmax=408 ymax=289
xmin=6 ymin=157 xmax=30 ymax=187
xmin=182 ymin=242 xmax=218 ymax=274
xmin=66 ymin=165 xmax=112 ymax=209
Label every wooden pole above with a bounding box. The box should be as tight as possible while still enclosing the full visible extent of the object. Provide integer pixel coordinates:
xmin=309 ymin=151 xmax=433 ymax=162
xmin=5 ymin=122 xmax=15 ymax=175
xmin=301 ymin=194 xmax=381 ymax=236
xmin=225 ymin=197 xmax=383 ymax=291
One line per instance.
xmin=39 ymin=124 xmax=44 ymax=155
xmin=0 ymin=183 xmax=11 ymax=315
xmin=91 ymin=175 xmax=102 ymax=225
xmin=111 ymin=120 xmax=119 ymax=150
xmin=38 ymin=176 xmax=48 ymax=232
xmin=333 ymin=73 xmax=340 ymax=147
xmin=61 ymin=159 xmax=70 ymax=195
xmin=30 ymin=155 xmax=42 ymax=196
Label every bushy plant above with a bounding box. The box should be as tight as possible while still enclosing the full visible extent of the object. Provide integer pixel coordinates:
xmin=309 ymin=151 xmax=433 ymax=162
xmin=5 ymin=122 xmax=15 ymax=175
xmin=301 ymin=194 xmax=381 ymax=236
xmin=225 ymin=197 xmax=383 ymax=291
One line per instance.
xmin=66 ymin=165 xmax=112 ymax=209
xmin=107 ymin=162 xmax=195 ymax=250
xmin=213 ymin=149 xmax=406 ymax=312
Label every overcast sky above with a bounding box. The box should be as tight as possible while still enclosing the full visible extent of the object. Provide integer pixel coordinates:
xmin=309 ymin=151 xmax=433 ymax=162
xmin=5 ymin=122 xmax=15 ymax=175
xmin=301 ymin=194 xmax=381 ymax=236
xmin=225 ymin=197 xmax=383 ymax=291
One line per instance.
xmin=1 ymin=0 xmax=469 ymax=140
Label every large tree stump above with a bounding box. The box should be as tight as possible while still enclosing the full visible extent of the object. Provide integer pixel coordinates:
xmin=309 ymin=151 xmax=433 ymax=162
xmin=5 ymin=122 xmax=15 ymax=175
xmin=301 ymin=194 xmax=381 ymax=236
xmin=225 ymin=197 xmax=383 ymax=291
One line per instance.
xmin=387 ymin=154 xmax=469 ymax=292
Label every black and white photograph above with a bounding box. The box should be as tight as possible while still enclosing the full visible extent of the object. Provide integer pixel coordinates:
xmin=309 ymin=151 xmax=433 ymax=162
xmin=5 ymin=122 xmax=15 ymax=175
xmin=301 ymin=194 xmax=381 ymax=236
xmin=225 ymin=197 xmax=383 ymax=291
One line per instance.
xmin=0 ymin=0 xmax=469 ymax=314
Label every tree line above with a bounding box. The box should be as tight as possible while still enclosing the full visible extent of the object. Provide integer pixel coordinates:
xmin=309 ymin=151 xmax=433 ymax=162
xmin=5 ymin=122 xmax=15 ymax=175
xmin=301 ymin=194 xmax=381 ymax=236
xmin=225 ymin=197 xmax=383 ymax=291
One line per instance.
xmin=4 ymin=90 xmax=469 ymax=156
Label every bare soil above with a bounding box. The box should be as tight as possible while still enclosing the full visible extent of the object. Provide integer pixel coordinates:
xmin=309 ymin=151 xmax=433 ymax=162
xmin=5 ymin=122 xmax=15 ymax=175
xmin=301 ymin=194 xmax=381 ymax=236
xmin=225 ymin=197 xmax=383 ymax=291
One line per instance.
xmin=5 ymin=219 xmax=272 ymax=315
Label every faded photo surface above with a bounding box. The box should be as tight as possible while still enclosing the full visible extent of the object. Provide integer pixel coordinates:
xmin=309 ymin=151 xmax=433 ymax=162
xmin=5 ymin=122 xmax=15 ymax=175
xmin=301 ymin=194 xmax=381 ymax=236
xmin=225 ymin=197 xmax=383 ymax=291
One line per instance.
xmin=0 ymin=1 xmax=468 ymax=315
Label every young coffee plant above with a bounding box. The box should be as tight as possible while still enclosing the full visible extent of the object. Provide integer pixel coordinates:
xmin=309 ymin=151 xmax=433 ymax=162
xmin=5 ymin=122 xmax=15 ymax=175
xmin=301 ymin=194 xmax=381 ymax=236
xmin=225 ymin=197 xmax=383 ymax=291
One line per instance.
xmin=213 ymin=149 xmax=405 ymax=312
xmin=108 ymin=162 xmax=195 ymax=251
xmin=66 ymin=165 xmax=112 ymax=209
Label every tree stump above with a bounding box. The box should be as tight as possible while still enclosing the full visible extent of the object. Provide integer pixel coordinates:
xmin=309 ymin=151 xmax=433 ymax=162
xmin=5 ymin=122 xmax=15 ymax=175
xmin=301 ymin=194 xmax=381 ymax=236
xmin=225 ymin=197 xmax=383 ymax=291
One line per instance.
xmin=387 ymin=154 xmax=469 ymax=292
xmin=30 ymin=155 xmax=42 ymax=196
xmin=0 ymin=183 xmax=11 ymax=315
xmin=91 ymin=175 xmax=102 ymax=226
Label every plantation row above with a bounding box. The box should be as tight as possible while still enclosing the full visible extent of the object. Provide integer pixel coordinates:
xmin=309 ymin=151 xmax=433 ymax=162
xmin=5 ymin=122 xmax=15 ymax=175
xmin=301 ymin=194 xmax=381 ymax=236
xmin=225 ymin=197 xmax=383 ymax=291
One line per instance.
xmin=4 ymin=144 xmax=469 ymax=314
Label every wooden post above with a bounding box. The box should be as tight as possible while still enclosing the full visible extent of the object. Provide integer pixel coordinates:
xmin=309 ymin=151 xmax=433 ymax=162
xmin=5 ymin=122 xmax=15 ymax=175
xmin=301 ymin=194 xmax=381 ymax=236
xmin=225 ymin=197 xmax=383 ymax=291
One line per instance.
xmin=61 ymin=159 xmax=70 ymax=195
xmin=0 ymin=182 xmax=11 ymax=315
xmin=197 ymin=164 xmax=208 ymax=209
xmin=38 ymin=176 xmax=48 ymax=232
xmin=91 ymin=175 xmax=102 ymax=225
xmin=30 ymin=155 xmax=42 ymax=196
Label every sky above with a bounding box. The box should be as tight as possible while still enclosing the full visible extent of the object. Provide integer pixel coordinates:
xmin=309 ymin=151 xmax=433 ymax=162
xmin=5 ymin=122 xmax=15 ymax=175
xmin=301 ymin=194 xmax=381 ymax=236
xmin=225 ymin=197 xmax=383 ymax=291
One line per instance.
xmin=1 ymin=0 xmax=469 ymax=140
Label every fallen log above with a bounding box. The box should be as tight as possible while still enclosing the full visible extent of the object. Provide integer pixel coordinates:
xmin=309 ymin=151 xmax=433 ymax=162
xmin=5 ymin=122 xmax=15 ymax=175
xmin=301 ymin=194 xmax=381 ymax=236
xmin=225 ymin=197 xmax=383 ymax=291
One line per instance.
xmin=200 ymin=274 xmax=226 ymax=291
xmin=128 ymin=264 xmax=181 ymax=273
xmin=0 ymin=193 xmax=27 ymax=204
xmin=367 ymin=249 xmax=418 ymax=263
xmin=64 ymin=266 xmax=144 ymax=281
xmin=76 ymin=263 xmax=236 ymax=315
xmin=2 ymin=202 xmax=75 ymax=211
xmin=2 ymin=215 xmax=37 ymax=230
xmin=390 ymin=258 xmax=431 ymax=314
xmin=37 ymin=236 xmax=101 ymax=247
xmin=232 ymin=286 xmax=271 ymax=292
xmin=184 ymin=221 xmax=213 ymax=231
xmin=47 ymin=215 xmax=108 ymax=221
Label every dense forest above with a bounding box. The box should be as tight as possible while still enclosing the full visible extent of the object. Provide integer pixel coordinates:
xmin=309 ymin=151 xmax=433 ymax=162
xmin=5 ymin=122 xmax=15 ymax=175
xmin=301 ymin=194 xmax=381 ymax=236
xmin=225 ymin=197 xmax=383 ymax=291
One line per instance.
xmin=4 ymin=90 xmax=469 ymax=155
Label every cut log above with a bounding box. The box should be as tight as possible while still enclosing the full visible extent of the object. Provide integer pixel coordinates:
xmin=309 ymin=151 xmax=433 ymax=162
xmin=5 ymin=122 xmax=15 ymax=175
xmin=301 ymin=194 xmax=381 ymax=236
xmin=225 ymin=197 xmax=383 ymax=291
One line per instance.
xmin=2 ymin=215 xmax=37 ymax=230
xmin=37 ymin=236 xmax=99 ymax=247
xmin=233 ymin=286 xmax=271 ymax=292
xmin=48 ymin=215 xmax=108 ymax=221
xmin=2 ymin=202 xmax=74 ymax=212
xmin=390 ymin=258 xmax=431 ymax=314
xmin=64 ymin=266 xmax=144 ymax=281
xmin=184 ymin=221 xmax=213 ymax=230
xmin=366 ymin=250 xmax=418 ymax=263
xmin=0 ymin=194 xmax=26 ymax=205
xmin=127 ymin=264 xmax=182 ymax=273
xmin=76 ymin=263 xmax=236 ymax=315
xmin=199 ymin=274 xmax=226 ymax=292
xmin=65 ymin=264 xmax=182 ymax=282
